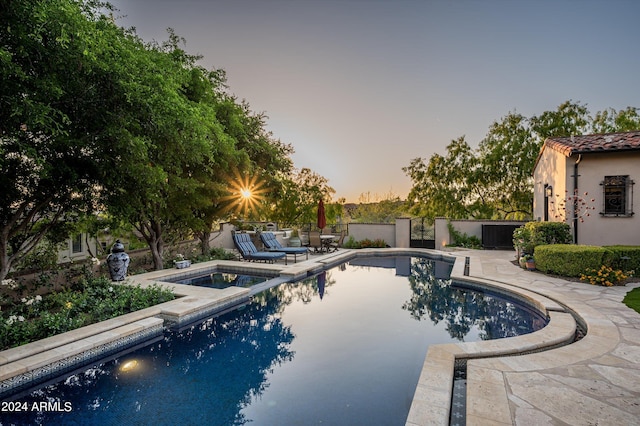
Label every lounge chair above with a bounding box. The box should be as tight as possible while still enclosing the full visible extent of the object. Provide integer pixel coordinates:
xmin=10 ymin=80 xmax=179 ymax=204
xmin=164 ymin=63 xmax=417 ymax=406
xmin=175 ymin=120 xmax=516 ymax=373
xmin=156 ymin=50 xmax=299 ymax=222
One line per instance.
xmin=260 ymin=232 xmax=309 ymax=262
xmin=232 ymin=231 xmax=287 ymax=264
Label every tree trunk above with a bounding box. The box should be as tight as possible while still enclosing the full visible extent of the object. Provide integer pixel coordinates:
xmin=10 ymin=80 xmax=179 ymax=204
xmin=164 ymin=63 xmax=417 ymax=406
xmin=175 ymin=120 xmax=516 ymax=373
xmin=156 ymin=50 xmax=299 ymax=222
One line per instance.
xmin=199 ymin=231 xmax=211 ymax=255
xmin=138 ymin=220 xmax=165 ymax=270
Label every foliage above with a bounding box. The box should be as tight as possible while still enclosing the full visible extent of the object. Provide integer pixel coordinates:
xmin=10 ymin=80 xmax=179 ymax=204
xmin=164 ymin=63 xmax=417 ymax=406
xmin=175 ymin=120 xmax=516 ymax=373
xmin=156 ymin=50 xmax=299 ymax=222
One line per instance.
xmin=0 ymin=274 xmax=174 ymax=350
xmin=348 ymin=191 xmax=408 ymax=224
xmin=590 ymin=107 xmax=640 ymax=134
xmin=623 ymin=287 xmax=640 ymax=315
xmin=342 ymin=237 xmax=387 ymax=249
xmin=603 ymin=246 xmax=640 ymax=272
xmin=512 ymin=226 xmax=533 ymax=254
xmin=513 ymin=222 xmax=573 ymax=254
xmin=0 ymin=0 xmax=125 ymax=280
xmin=534 ymin=244 xmax=613 ymax=277
xmin=404 ymin=100 xmax=639 ymax=221
xmin=0 ymin=0 xmax=328 ymax=276
xmin=268 ymin=168 xmax=335 ymax=226
xmin=580 ymin=265 xmax=630 ymax=287
xmin=447 ymin=223 xmax=482 ymax=249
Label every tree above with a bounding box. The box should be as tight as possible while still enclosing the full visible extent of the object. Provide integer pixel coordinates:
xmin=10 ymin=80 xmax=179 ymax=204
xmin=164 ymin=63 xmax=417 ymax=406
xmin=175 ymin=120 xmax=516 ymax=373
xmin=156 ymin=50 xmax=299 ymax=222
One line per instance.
xmin=348 ymin=191 xmax=407 ymax=223
xmin=101 ymin=31 xmax=234 ymax=270
xmin=404 ymin=136 xmax=482 ymax=219
xmin=0 ymin=0 xmax=130 ymax=280
xmin=269 ymin=168 xmax=335 ymax=227
xmin=476 ymin=112 xmax=535 ymax=219
xmin=590 ymin=106 xmax=640 ymax=134
xmin=529 ymin=100 xmax=590 ymax=140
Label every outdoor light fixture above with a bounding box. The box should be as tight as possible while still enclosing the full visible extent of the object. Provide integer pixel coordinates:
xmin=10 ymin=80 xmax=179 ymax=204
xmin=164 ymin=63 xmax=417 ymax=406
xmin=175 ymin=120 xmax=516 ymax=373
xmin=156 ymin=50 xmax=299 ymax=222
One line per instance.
xmin=545 ymin=185 xmax=553 ymax=198
xmin=119 ymin=359 xmax=139 ymax=372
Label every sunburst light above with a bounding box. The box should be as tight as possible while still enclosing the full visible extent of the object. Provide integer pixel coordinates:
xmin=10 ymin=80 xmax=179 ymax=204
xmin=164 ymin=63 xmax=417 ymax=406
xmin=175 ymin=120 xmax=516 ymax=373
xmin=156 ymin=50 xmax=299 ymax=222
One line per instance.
xmin=221 ymin=171 xmax=268 ymax=219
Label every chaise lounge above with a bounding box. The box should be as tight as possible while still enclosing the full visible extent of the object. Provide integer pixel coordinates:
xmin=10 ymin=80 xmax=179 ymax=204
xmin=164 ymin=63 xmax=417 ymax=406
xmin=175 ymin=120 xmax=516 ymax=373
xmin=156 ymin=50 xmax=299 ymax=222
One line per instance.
xmin=259 ymin=232 xmax=309 ymax=263
xmin=232 ymin=231 xmax=287 ymax=264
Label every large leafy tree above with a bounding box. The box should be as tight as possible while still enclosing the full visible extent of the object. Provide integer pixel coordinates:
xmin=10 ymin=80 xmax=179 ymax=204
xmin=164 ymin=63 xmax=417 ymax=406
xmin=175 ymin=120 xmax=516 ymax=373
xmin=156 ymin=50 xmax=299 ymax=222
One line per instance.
xmin=0 ymin=0 xmax=132 ymax=280
xmin=101 ymin=32 xmax=238 ymax=270
xmin=268 ymin=168 xmax=335 ymax=227
xmin=590 ymin=106 xmax=640 ymax=134
xmin=189 ymin=95 xmax=295 ymax=254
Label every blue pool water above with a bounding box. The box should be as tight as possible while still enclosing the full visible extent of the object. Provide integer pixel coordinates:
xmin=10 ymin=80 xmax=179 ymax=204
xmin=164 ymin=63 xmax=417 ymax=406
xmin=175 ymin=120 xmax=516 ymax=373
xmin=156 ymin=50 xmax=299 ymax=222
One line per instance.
xmin=1 ymin=256 xmax=547 ymax=425
xmin=167 ymin=271 xmax=269 ymax=288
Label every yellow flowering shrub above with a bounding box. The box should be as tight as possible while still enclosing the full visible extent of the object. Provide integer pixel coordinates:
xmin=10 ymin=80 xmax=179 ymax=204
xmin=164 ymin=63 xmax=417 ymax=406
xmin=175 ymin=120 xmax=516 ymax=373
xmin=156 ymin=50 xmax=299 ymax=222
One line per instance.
xmin=580 ymin=265 xmax=629 ymax=286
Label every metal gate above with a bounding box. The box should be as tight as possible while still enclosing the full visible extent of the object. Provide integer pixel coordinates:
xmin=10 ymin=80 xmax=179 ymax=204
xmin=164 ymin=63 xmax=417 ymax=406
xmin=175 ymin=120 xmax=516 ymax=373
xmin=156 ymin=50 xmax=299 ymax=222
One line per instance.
xmin=410 ymin=217 xmax=435 ymax=249
xmin=481 ymin=224 xmax=519 ymax=249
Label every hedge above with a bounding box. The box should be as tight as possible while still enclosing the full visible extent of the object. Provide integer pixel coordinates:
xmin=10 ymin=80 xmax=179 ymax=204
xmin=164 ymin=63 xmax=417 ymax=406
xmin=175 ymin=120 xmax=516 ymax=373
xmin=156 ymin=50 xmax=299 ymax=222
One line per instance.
xmin=535 ymin=244 xmax=640 ymax=277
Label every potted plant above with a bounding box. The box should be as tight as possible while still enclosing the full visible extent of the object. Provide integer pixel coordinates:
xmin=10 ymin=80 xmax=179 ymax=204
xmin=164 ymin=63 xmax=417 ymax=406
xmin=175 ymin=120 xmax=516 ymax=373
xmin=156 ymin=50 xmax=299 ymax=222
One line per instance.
xmin=289 ymin=229 xmax=301 ymax=247
xmin=523 ymin=254 xmax=536 ymax=271
xmin=518 ymin=254 xmax=527 ymax=269
xmin=174 ymin=253 xmax=191 ymax=269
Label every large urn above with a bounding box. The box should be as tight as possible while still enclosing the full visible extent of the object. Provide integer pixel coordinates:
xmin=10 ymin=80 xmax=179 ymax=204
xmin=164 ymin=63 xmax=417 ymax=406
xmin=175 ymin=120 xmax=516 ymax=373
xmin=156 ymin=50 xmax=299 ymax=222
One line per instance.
xmin=106 ymin=240 xmax=130 ymax=281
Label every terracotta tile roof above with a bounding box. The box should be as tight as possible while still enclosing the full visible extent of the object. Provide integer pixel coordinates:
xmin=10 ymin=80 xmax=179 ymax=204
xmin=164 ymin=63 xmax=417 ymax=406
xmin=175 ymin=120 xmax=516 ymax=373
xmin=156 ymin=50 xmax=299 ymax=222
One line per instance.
xmin=544 ymin=131 xmax=640 ymax=156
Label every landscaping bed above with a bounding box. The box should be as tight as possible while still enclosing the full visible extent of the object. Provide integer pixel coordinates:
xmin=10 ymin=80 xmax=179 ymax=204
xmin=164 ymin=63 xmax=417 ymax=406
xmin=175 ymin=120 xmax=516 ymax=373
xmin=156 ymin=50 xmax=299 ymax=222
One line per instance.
xmin=1 ymin=274 xmax=174 ymax=351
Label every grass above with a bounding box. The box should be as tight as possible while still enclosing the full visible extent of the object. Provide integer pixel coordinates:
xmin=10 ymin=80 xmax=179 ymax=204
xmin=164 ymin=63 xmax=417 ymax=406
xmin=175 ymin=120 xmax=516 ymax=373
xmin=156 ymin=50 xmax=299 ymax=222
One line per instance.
xmin=623 ymin=287 xmax=640 ymax=314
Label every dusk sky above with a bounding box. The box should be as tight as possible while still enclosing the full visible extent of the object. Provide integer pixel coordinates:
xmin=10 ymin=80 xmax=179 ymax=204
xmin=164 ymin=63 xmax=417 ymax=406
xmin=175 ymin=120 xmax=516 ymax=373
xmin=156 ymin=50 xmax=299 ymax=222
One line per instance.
xmin=108 ymin=0 xmax=640 ymax=203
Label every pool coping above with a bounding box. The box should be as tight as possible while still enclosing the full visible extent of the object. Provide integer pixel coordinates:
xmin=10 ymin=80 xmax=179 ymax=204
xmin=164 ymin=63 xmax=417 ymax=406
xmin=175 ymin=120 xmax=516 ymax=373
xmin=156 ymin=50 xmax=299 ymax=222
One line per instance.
xmin=2 ymin=248 xmax=638 ymax=424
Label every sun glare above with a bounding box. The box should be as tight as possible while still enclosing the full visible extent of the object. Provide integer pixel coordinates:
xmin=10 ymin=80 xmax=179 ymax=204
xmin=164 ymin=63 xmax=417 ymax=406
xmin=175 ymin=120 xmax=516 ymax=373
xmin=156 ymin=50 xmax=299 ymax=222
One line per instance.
xmin=240 ymin=188 xmax=252 ymax=199
xmin=221 ymin=171 xmax=267 ymax=218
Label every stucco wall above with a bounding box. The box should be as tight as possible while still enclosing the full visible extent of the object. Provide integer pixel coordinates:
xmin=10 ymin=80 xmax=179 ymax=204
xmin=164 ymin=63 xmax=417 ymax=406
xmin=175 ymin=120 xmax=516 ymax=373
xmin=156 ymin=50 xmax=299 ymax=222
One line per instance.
xmin=347 ymin=223 xmax=396 ymax=246
xmin=434 ymin=218 xmax=527 ymax=250
xmin=534 ymin=149 xmax=640 ymax=246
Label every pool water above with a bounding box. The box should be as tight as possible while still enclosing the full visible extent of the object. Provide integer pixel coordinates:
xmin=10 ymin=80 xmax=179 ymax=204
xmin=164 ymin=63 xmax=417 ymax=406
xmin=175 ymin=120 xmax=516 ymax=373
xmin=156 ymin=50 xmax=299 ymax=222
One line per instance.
xmin=1 ymin=256 xmax=547 ymax=425
xmin=168 ymin=271 xmax=268 ymax=288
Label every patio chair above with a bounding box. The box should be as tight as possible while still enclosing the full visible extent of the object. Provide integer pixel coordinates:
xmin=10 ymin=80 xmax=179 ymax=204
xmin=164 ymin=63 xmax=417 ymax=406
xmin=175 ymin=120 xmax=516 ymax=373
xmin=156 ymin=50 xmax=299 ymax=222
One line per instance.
xmin=307 ymin=231 xmax=324 ymax=253
xmin=232 ymin=231 xmax=287 ymax=264
xmin=260 ymin=232 xmax=309 ymax=262
xmin=330 ymin=230 xmax=346 ymax=252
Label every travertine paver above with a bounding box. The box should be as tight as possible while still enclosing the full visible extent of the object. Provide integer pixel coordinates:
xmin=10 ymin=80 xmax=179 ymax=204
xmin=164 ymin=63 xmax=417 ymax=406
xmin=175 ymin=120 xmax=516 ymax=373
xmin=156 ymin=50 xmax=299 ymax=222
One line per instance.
xmin=448 ymin=249 xmax=640 ymax=426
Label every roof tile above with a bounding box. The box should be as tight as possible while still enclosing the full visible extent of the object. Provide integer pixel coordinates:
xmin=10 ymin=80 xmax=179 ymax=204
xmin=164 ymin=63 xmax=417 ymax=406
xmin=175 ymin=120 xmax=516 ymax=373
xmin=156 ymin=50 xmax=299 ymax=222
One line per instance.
xmin=544 ymin=131 xmax=640 ymax=156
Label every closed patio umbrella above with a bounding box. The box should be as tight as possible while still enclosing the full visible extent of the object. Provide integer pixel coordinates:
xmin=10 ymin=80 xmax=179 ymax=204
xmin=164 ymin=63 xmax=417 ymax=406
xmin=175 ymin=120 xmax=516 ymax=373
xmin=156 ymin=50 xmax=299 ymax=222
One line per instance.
xmin=317 ymin=199 xmax=326 ymax=230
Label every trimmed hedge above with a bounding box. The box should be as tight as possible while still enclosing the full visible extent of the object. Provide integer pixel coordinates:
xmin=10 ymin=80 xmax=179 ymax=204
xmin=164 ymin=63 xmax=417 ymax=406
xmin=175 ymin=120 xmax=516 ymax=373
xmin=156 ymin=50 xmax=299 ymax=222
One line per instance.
xmin=604 ymin=246 xmax=640 ymax=272
xmin=535 ymin=244 xmax=640 ymax=277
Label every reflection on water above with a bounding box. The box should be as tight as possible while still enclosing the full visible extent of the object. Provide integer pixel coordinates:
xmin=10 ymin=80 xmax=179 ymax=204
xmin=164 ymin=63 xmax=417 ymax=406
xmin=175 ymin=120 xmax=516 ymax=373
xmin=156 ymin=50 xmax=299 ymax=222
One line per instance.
xmin=402 ymin=258 xmax=547 ymax=340
xmin=1 ymin=256 xmax=546 ymax=426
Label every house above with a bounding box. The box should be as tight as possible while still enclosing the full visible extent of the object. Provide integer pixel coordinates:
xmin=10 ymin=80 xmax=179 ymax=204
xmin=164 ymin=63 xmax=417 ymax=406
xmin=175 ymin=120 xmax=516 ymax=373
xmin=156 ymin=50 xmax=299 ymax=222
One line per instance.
xmin=533 ymin=131 xmax=639 ymax=245
xmin=56 ymin=233 xmax=100 ymax=264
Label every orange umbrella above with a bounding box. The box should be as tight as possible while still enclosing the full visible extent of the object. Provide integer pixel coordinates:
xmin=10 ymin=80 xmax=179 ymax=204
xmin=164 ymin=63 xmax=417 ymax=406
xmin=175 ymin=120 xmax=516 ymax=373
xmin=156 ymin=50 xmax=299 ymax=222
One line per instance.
xmin=317 ymin=199 xmax=326 ymax=230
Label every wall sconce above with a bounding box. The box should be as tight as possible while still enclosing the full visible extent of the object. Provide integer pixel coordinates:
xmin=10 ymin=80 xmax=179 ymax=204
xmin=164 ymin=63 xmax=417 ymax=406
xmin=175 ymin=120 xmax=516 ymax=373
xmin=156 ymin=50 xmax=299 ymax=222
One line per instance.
xmin=545 ymin=185 xmax=553 ymax=198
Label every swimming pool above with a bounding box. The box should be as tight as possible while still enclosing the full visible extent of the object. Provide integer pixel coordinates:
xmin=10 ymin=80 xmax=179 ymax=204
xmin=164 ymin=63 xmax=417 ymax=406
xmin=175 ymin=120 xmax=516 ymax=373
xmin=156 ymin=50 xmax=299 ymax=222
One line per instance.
xmin=1 ymin=256 xmax=547 ymax=425
xmin=166 ymin=271 xmax=269 ymax=289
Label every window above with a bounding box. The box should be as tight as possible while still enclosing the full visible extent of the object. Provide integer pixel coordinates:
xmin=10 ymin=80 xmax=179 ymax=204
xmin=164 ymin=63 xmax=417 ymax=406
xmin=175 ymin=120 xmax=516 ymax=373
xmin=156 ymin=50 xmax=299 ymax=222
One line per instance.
xmin=601 ymin=175 xmax=634 ymax=217
xmin=72 ymin=234 xmax=83 ymax=253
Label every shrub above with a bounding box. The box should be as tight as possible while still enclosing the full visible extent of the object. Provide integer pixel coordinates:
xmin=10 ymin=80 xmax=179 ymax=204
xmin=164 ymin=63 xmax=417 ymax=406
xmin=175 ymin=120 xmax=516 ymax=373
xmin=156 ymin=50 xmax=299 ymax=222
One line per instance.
xmin=603 ymin=246 xmax=640 ymax=272
xmin=447 ymin=223 xmax=482 ymax=249
xmin=580 ymin=265 xmax=629 ymax=287
xmin=514 ymin=222 xmax=572 ymax=255
xmin=342 ymin=237 xmax=387 ymax=249
xmin=0 ymin=275 xmax=174 ymax=350
xmin=535 ymin=244 xmax=611 ymax=277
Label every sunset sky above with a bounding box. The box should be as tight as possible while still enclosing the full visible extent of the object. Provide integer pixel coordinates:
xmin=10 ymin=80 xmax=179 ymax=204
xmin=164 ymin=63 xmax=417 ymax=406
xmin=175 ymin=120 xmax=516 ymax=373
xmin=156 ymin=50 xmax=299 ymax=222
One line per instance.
xmin=108 ymin=0 xmax=640 ymax=202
